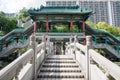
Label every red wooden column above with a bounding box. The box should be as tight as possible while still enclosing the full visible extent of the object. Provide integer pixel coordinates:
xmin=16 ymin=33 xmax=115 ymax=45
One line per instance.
xmin=82 ymin=21 xmax=86 ymax=45
xmin=70 ymin=17 xmax=73 ymax=36
xmin=46 ymin=16 xmax=49 ymax=41
xmin=82 ymin=21 xmax=85 ymax=35
xmin=34 ymin=21 xmax=37 ymax=36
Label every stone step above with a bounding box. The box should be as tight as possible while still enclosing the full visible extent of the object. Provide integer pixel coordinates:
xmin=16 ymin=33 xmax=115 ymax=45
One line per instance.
xmin=38 ymin=72 xmax=84 ymax=78
xmin=42 ymin=63 xmax=79 ymax=67
xmin=46 ymin=58 xmax=74 ymax=60
xmin=46 ymin=55 xmax=74 ymax=60
xmin=45 ymin=60 xmax=76 ymax=63
xmin=37 ymin=55 xmax=85 ymax=80
xmin=48 ymin=55 xmax=74 ymax=59
xmin=40 ymin=67 xmax=81 ymax=72
xmin=37 ymin=78 xmax=85 ymax=80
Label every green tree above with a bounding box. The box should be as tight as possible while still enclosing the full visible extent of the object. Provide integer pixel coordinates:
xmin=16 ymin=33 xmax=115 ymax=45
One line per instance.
xmin=0 ymin=12 xmax=7 ymax=30
xmin=19 ymin=8 xmax=29 ymax=21
xmin=0 ymin=12 xmax=18 ymax=34
xmin=72 ymin=25 xmax=78 ymax=32
xmin=4 ymin=17 xmax=18 ymax=33
xmin=86 ymin=21 xmax=120 ymax=37
xmin=96 ymin=22 xmax=108 ymax=29
xmin=86 ymin=21 xmax=96 ymax=28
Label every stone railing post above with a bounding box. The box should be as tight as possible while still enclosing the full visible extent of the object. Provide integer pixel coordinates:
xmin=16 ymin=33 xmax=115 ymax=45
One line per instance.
xmin=86 ymin=36 xmax=92 ymax=80
xmin=18 ymin=49 xmax=22 ymax=57
xmin=42 ymin=35 xmax=46 ymax=50
xmin=29 ymin=34 xmax=37 ymax=80
xmin=42 ymin=35 xmax=47 ymax=58
xmin=74 ymin=35 xmax=78 ymax=59
xmin=54 ymin=42 xmax=57 ymax=54
xmin=47 ymin=36 xmax=50 ymax=55
xmin=74 ymin=35 xmax=78 ymax=43
xmin=61 ymin=42 xmax=63 ymax=55
xmin=69 ymin=37 xmax=72 ymax=55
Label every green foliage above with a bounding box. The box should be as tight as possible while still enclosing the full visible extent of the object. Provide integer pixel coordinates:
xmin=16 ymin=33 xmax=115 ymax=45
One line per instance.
xmin=96 ymin=22 xmax=108 ymax=29
xmin=94 ymin=49 xmax=99 ymax=52
xmin=94 ymin=49 xmax=106 ymax=55
xmin=40 ymin=25 xmax=79 ymax=33
xmin=86 ymin=21 xmax=120 ymax=37
xmin=40 ymin=26 xmax=46 ymax=32
xmin=86 ymin=21 xmax=96 ymax=28
xmin=0 ymin=31 xmax=3 ymax=36
xmin=54 ymin=25 xmax=68 ymax=32
xmin=72 ymin=25 xmax=79 ymax=32
xmin=19 ymin=8 xmax=29 ymax=20
xmin=21 ymin=48 xmax=28 ymax=53
xmin=114 ymin=62 xmax=120 ymax=66
xmin=0 ymin=12 xmax=18 ymax=34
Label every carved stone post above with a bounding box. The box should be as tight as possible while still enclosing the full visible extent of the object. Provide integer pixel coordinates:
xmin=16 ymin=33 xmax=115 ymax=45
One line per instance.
xmin=61 ymin=42 xmax=63 ymax=55
xmin=69 ymin=37 xmax=72 ymax=55
xmin=42 ymin=35 xmax=46 ymax=50
xmin=74 ymin=35 xmax=78 ymax=59
xmin=47 ymin=36 xmax=50 ymax=55
xmin=63 ymin=42 xmax=65 ymax=55
xmin=86 ymin=36 xmax=92 ymax=80
xmin=29 ymin=34 xmax=37 ymax=80
xmin=42 ymin=35 xmax=47 ymax=60
xmin=18 ymin=49 xmax=22 ymax=57
xmin=55 ymin=42 xmax=56 ymax=55
xmin=74 ymin=35 xmax=78 ymax=43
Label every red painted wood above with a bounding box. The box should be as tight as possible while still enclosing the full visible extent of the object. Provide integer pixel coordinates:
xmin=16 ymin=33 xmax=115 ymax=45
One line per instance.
xmin=34 ymin=21 xmax=36 ymax=36
xmin=46 ymin=16 xmax=49 ymax=41
xmin=82 ymin=21 xmax=85 ymax=35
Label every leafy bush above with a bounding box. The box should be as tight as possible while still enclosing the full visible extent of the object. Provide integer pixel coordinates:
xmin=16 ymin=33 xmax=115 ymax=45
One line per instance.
xmin=86 ymin=21 xmax=120 ymax=37
xmin=0 ymin=12 xmax=18 ymax=33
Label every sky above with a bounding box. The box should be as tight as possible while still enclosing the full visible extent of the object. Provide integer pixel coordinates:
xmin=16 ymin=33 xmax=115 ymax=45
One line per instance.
xmin=0 ymin=0 xmax=45 ymax=13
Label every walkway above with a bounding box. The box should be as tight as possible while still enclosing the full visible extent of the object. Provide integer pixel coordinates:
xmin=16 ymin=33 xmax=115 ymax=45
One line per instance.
xmin=37 ymin=55 xmax=85 ymax=80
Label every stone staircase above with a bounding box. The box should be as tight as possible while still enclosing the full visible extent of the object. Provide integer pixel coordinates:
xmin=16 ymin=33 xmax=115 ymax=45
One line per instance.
xmin=37 ymin=55 xmax=85 ymax=80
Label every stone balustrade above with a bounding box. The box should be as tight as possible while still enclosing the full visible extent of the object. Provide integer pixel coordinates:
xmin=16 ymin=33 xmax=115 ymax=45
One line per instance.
xmin=0 ymin=49 xmax=34 ymax=80
xmin=0 ymin=38 xmax=30 ymax=57
xmin=0 ymin=35 xmax=46 ymax=80
xmin=67 ymin=41 xmax=120 ymax=80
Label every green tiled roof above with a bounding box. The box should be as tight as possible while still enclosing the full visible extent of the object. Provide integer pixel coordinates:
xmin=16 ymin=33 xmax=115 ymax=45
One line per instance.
xmin=0 ymin=28 xmax=24 ymax=40
xmin=28 ymin=6 xmax=93 ymax=14
xmin=12 ymin=28 xmax=24 ymax=33
xmin=28 ymin=6 xmax=93 ymax=22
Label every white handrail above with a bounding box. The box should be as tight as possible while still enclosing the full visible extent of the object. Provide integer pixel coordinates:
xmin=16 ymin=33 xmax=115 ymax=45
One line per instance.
xmin=90 ymin=49 xmax=120 ymax=80
xmin=0 ymin=49 xmax=34 ymax=80
xmin=70 ymin=42 xmax=120 ymax=80
xmin=0 ymin=42 xmax=46 ymax=80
